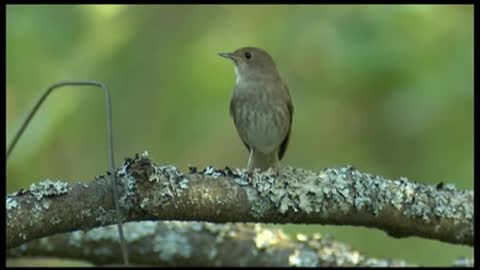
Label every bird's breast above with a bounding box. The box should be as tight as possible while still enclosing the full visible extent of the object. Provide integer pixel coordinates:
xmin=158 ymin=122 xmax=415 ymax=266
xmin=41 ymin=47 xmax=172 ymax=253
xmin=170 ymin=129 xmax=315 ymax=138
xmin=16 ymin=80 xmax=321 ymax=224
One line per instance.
xmin=231 ymin=88 xmax=290 ymax=154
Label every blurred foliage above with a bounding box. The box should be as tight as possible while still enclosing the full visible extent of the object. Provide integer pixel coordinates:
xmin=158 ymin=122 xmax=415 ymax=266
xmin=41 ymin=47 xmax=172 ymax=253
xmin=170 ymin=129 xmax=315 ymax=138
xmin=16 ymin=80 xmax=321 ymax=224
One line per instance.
xmin=6 ymin=4 xmax=473 ymax=266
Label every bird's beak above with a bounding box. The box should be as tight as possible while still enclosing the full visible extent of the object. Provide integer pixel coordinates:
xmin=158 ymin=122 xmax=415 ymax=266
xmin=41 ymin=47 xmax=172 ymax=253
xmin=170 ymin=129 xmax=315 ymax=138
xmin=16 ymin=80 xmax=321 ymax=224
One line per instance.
xmin=218 ymin=52 xmax=235 ymax=60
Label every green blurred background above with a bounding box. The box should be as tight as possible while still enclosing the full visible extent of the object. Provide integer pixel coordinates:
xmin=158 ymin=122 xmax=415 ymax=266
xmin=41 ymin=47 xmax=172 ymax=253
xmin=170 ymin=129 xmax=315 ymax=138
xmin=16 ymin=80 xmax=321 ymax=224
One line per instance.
xmin=6 ymin=4 xmax=473 ymax=266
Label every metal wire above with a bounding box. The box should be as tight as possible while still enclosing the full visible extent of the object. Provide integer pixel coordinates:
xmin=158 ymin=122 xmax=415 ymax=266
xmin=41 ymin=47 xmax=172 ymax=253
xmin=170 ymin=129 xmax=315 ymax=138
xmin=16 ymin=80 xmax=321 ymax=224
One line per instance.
xmin=7 ymin=81 xmax=129 ymax=265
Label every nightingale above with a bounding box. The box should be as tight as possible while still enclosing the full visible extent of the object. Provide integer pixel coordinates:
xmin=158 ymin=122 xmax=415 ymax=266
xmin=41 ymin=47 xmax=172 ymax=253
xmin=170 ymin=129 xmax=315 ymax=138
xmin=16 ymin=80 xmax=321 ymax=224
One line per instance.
xmin=219 ymin=47 xmax=294 ymax=172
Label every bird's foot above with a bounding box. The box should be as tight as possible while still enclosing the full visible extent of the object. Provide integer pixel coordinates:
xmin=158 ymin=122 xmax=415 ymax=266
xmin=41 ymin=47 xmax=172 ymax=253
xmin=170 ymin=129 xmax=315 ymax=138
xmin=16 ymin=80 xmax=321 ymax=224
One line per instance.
xmin=243 ymin=169 xmax=254 ymax=182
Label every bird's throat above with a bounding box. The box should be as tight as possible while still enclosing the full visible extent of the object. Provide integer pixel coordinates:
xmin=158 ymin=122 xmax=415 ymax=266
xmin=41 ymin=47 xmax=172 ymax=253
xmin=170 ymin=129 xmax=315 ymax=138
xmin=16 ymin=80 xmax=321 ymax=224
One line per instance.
xmin=234 ymin=66 xmax=241 ymax=85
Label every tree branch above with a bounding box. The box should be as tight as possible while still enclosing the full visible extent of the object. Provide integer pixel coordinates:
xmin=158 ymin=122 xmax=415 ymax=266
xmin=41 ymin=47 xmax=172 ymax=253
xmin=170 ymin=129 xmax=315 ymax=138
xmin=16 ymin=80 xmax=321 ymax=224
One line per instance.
xmin=8 ymin=221 xmax=412 ymax=266
xmin=6 ymin=153 xmax=473 ymax=250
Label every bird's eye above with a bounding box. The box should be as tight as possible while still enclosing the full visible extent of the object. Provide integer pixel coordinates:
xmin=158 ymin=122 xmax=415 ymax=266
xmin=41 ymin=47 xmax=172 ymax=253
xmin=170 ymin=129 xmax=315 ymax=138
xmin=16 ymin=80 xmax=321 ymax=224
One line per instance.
xmin=244 ymin=52 xmax=252 ymax=60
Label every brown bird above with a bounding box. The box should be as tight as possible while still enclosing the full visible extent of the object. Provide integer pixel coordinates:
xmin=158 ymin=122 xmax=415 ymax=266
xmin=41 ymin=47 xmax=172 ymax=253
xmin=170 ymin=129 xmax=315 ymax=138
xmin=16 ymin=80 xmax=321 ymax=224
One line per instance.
xmin=219 ymin=47 xmax=294 ymax=171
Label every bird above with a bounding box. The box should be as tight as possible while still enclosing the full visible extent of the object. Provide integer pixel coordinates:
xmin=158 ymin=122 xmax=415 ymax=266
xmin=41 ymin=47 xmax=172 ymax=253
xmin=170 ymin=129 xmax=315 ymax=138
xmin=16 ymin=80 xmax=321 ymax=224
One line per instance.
xmin=219 ymin=47 xmax=293 ymax=172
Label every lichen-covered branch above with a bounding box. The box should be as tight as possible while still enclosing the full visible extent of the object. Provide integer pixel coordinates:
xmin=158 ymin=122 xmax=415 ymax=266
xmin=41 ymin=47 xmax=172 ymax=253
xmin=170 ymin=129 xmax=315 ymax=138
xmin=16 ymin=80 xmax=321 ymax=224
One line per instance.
xmin=6 ymin=153 xmax=473 ymax=250
xmin=7 ymin=221 xmax=412 ymax=267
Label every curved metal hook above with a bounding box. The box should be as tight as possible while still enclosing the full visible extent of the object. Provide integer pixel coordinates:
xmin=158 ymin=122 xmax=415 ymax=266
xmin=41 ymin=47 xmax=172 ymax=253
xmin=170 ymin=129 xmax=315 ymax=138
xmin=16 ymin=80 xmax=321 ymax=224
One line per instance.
xmin=7 ymin=81 xmax=129 ymax=264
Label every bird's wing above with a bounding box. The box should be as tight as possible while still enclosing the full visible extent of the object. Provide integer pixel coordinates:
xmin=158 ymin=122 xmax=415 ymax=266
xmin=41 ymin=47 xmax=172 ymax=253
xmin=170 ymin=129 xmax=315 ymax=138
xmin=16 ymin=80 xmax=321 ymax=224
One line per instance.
xmin=230 ymin=93 xmax=252 ymax=152
xmin=278 ymin=85 xmax=294 ymax=161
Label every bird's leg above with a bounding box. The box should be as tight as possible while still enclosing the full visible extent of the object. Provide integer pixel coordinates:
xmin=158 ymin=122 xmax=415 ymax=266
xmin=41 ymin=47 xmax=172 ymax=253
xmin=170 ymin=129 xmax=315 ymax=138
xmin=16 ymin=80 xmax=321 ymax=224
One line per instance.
xmin=272 ymin=167 xmax=280 ymax=177
xmin=247 ymin=148 xmax=254 ymax=172
xmin=242 ymin=149 xmax=254 ymax=181
xmin=270 ymin=152 xmax=280 ymax=177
